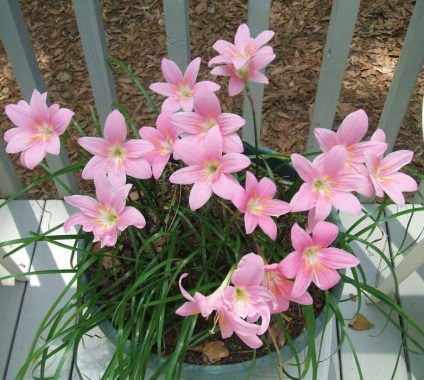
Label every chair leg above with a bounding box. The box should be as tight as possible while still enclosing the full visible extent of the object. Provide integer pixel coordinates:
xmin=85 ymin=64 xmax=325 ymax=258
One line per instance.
xmin=368 ymin=239 xmax=424 ymax=303
xmin=0 ymin=248 xmax=29 ymax=281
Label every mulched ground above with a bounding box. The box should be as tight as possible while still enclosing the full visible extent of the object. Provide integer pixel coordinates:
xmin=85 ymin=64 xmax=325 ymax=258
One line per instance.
xmin=0 ymin=0 xmax=423 ymax=198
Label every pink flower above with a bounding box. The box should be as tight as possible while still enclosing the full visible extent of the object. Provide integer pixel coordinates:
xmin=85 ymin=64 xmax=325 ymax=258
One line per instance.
xmin=232 ymin=171 xmax=290 ymax=239
xmin=364 ymin=148 xmax=417 ymax=207
xmin=314 ymin=110 xmax=387 ymax=197
xmin=64 ymin=172 xmax=146 ymax=247
xmin=262 ymin=263 xmax=312 ymax=313
xmin=150 ymin=57 xmax=220 ymax=113
xmin=290 ymin=146 xmax=366 ymax=221
xmin=209 ymin=24 xmax=274 ymax=70
xmin=139 ymin=112 xmax=181 ymax=179
xmin=78 ymin=110 xmax=153 ymax=181
xmin=222 ymin=253 xmax=276 ymax=335
xmin=208 ymin=24 xmax=275 ymax=96
xmin=169 ymin=90 xmax=245 ymax=153
xmin=4 ymin=90 xmax=74 ymax=169
xmin=280 ymin=222 xmax=360 ymax=298
xmin=169 ymin=125 xmax=250 ymax=210
xmin=210 ymin=54 xmax=275 ymax=96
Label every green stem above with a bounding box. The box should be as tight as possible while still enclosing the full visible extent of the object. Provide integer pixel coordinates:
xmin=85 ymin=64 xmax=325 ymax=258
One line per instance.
xmin=244 ymin=80 xmax=260 ymax=178
xmin=39 ymin=162 xmax=75 ymax=196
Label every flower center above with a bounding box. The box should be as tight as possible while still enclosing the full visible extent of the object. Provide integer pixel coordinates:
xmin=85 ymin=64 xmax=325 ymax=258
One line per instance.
xmin=204 ymin=159 xmax=221 ymax=182
xmin=304 ymin=246 xmax=320 ymax=265
xmin=155 ymin=134 xmax=173 ymax=156
xmin=108 ymin=143 xmax=127 ymax=167
xmin=247 ymin=196 xmax=264 ymax=215
xmin=235 ymin=287 xmax=248 ymax=302
xmin=313 ymin=176 xmax=335 ymax=198
xmin=176 ymin=83 xmax=192 ymax=99
xmin=200 ymin=115 xmax=217 ymax=133
xmin=34 ymin=123 xmax=55 ymax=142
xmin=95 ymin=205 xmax=119 ymax=230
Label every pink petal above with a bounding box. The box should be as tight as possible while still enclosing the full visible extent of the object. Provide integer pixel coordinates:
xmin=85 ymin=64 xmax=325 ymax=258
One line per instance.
xmin=162 ymin=58 xmax=184 ymax=84
xmin=211 ymin=173 xmax=241 ymax=200
xmin=211 ymin=40 xmax=233 ymax=54
xmin=337 ymin=109 xmax=368 ymax=146
xmin=123 ymin=139 xmax=153 ymax=158
xmin=221 ymin=152 xmax=250 ymax=173
xmin=81 ymin=156 xmax=108 ymax=180
xmin=221 ymin=133 xmax=243 ymax=153
xmin=231 ymin=188 xmax=248 ymax=212
xmin=104 ymin=110 xmax=127 ymax=144
xmin=78 ymin=137 xmax=110 ymax=156
xmin=314 ymin=128 xmax=338 ymax=152
xmin=169 ymin=112 xmax=205 ymax=134
xmin=117 ymin=206 xmax=146 ymax=229
xmin=323 ymin=145 xmax=346 ymax=176
xmin=30 ymin=90 xmax=49 ymax=124
xmin=216 ymin=113 xmax=245 ymax=134
xmin=231 ymin=253 xmax=264 ymax=287
xmin=228 ymin=76 xmax=245 ymax=96
xmin=313 ymin=266 xmax=340 ymax=291
xmin=4 ymin=130 xmax=34 ymax=152
xmin=162 ymin=97 xmax=182 ymax=113
xmin=262 ymin=199 xmax=290 ymax=216
xmin=332 ymin=192 xmax=362 ymax=215
xmin=110 ymin=184 xmax=132 ymax=214
xmin=257 ymin=177 xmax=277 ymax=199
xmin=290 ymin=223 xmax=313 ymax=254
xmin=173 ymin=135 xmax=206 ymax=165
xmin=194 ymin=91 xmax=221 ymax=118
xmin=244 ymin=212 xmax=259 ymax=234
xmin=169 ymin=166 xmax=202 ymax=184
xmin=151 ymin=155 xmax=169 ymax=179
xmin=193 ymin=81 xmax=221 ymax=93
xmin=184 ymin=57 xmax=201 ymax=87
xmin=247 ymin=70 xmax=269 ymax=84
xmin=210 ymin=65 xmax=233 ymax=76
xmin=64 ymin=195 xmax=98 ymax=217
xmin=257 ymin=215 xmax=278 ymax=240
xmin=149 ymin=82 xmax=177 ymax=97
xmin=44 ymin=133 xmax=60 ymax=155
xmin=380 ymin=181 xmax=407 ymax=207
xmin=291 ymin=267 xmax=313 ymax=298
xmin=234 ymin=24 xmax=251 ymax=52
xmin=253 ymin=30 xmax=274 ymax=48
xmin=63 ymin=211 xmax=91 ymax=232
xmin=319 ymin=247 xmax=360 ymax=269
xmin=189 ymin=180 xmax=212 ymax=210
xmin=203 ymin=125 xmax=223 ymax=159
xmin=291 ymin=154 xmax=316 ymax=183
xmin=5 ymin=103 xmax=33 ymax=130
xmin=390 ymin=172 xmax=418 ymax=192
xmin=94 ymin=172 xmax=114 ymax=206
xmin=279 ymin=251 xmax=302 ymax=279
xmin=314 ymin=196 xmax=332 ymax=221
xmin=289 ymin=183 xmax=316 ymax=212
xmin=51 ymin=108 xmax=74 ymax=135
xmin=312 ymin=221 xmax=338 ymax=248
xmin=124 ymin=158 xmax=152 ymax=179
xmin=180 ymin=97 xmax=194 ymax=112
xmin=20 ymin=144 xmax=46 ymax=169
xmin=380 ymin=150 xmax=413 ymax=174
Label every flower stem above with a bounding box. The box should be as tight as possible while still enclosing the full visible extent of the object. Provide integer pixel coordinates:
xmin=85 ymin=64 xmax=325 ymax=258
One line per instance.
xmin=245 ymin=80 xmax=260 ymax=178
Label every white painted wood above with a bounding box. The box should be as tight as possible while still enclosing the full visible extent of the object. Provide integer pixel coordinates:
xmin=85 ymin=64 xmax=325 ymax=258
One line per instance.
xmin=385 ymin=204 xmax=424 ymax=380
xmin=337 ymin=205 xmax=409 ymax=379
xmin=377 ymin=0 xmax=424 ymax=153
xmin=72 ymin=0 xmax=118 ymax=127
xmin=242 ymin=0 xmax=272 ymax=146
xmin=6 ymin=200 xmax=77 ymax=380
xmin=306 ymin=0 xmax=361 ymax=153
xmin=0 ymin=200 xmax=44 ymax=380
xmin=0 ymin=140 xmax=24 ymax=198
xmin=163 ymin=0 xmax=190 ymax=71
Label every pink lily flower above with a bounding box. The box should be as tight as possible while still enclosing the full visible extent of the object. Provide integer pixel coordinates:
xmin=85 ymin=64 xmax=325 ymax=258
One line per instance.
xmin=78 ymin=110 xmax=153 ymax=181
xmin=280 ymin=222 xmax=360 ymax=298
xmin=290 ymin=146 xmax=366 ymax=221
xmin=4 ymin=89 xmax=74 ymax=169
xmin=169 ymin=125 xmax=250 ymax=211
xmin=222 ymin=253 xmax=276 ymax=335
xmin=210 ymin=53 xmax=275 ymax=96
xmin=209 ymin=23 xmax=275 ymax=71
xmin=169 ymin=90 xmax=245 ymax=153
xmin=139 ymin=112 xmax=181 ymax=179
xmin=315 ymin=110 xmax=387 ymax=170
xmin=149 ymin=57 xmax=220 ymax=113
xmin=232 ymin=171 xmax=290 ymax=240
xmin=64 ymin=171 xmax=146 ymax=247
xmin=263 ymin=263 xmax=312 ymax=313
xmin=364 ymin=148 xmax=417 ymax=207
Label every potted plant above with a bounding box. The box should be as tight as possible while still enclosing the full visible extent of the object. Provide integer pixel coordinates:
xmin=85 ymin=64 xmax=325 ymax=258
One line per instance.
xmin=1 ymin=24 xmax=423 ymax=380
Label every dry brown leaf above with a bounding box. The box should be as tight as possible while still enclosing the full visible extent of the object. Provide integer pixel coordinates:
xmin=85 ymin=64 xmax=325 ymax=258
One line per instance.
xmin=201 ymin=341 xmax=229 ymax=363
xmin=349 ymin=293 xmax=358 ymax=302
xmin=348 ymin=313 xmax=375 ymax=331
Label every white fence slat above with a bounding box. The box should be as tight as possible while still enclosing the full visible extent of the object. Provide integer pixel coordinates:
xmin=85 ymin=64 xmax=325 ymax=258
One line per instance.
xmin=0 ymin=200 xmax=45 ymax=379
xmin=377 ymin=0 xmax=424 ymax=153
xmin=242 ymin=0 xmax=272 ymax=146
xmin=0 ymin=0 xmax=78 ymax=198
xmin=163 ymin=0 xmax=191 ymax=71
xmin=72 ymin=0 xmax=118 ymax=127
xmin=0 ymin=141 xmax=24 ymax=198
xmin=306 ymin=0 xmax=361 ymax=153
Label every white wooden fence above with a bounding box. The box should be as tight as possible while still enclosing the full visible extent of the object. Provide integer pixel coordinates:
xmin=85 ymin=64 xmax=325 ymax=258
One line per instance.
xmin=0 ymin=0 xmax=424 ymax=199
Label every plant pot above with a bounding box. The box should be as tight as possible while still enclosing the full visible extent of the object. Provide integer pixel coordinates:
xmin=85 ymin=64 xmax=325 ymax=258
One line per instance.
xmin=89 ymin=145 xmax=345 ymax=379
